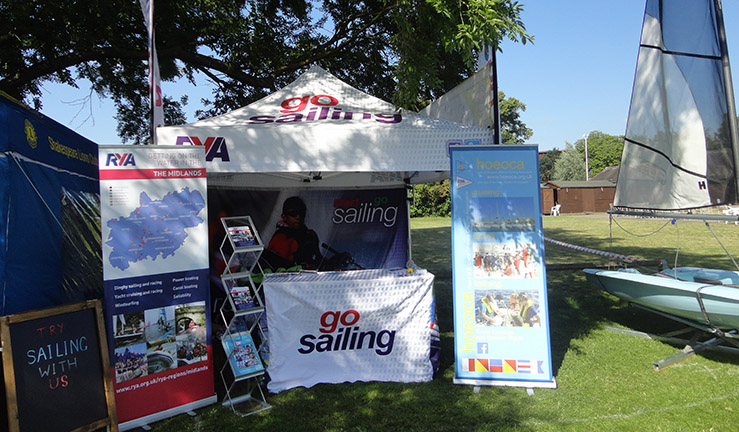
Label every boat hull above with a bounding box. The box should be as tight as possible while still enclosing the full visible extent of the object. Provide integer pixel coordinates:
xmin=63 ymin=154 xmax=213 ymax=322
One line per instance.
xmin=584 ymin=268 xmax=739 ymax=329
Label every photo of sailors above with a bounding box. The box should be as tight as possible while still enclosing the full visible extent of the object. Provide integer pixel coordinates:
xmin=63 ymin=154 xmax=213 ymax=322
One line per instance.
xmin=475 ymin=289 xmax=541 ymax=327
xmin=113 ymin=302 xmax=209 ymax=383
xmin=472 ymin=241 xmax=539 ymax=279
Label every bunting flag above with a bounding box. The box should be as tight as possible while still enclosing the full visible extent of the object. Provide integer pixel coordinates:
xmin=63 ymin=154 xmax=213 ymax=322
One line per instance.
xmin=140 ymin=0 xmax=165 ymax=142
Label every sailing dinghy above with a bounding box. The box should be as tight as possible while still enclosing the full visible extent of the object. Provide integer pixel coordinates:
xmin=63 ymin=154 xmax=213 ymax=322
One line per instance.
xmin=584 ymin=0 xmax=739 ymax=338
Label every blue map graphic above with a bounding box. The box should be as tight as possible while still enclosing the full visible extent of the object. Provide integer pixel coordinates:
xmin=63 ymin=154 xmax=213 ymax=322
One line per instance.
xmin=106 ymin=187 xmax=205 ymax=271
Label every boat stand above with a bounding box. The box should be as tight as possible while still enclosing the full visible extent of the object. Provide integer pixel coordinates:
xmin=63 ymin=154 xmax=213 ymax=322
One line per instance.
xmin=607 ymin=325 xmax=739 ymax=371
xmin=610 ymin=303 xmax=739 ymax=371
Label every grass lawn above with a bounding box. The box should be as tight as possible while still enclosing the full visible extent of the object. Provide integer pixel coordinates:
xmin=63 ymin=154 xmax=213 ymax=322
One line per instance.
xmin=147 ymin=215 xmax=739 ymax=432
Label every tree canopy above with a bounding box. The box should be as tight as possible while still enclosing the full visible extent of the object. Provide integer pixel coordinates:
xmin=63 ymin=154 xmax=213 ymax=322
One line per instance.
xmin=499 ymin=90 xmax=532 ymax=144
xmin=2 ymin=0 xmax=532 ymax=144
xmin=552 ymin=142 xmax=586 ymax=181
xmin=574 ymin=131 xmax=624 ymax=178
xmin=538 ymin=147 xmax=561 ymax=182
xmin=549 ymin=131 xmax=624 ymax=181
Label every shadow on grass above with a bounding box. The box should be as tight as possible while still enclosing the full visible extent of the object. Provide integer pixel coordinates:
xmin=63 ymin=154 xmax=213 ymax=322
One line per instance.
xmin=544 ymin=225 xmax=739 ymax=369
xmin=158 ymin=225 xmax=538 ymax=432
xmin=411 ymin=224 xmax=739 ymax=379
xmin=164 ymin=342 xmax=541 ymax=432
xmin=150 ymin=221 xmax=739 ymax=432
xmin=410 ymin=226 xmax=622 ymax=377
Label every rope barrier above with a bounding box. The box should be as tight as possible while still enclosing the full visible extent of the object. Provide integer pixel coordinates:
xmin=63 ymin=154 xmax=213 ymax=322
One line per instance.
xmin=543 ymin=237 xmax=643 ymax=263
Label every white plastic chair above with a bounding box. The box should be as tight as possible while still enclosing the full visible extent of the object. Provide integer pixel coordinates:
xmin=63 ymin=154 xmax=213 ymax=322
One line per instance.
xmin=551 ymin=204 xmax=561 ymax=216
xmin=722 ymin=206 xmax=739 ymax=224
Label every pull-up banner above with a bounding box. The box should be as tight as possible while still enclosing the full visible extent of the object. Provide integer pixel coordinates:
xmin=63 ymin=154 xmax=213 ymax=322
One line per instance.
xmin=450 ymin=145 xmax=555 ymax=388
xmin=99 ymin=145 xmax=216 ymax=429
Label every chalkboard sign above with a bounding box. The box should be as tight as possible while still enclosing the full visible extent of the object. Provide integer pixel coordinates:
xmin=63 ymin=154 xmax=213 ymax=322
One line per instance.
xmin=1 ymin=300 xmax=117 ymax=432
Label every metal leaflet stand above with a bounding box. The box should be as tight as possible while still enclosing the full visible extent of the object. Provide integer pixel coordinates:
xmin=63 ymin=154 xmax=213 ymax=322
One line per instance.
xmin=219 ymin=216 xmax=271 ymax=416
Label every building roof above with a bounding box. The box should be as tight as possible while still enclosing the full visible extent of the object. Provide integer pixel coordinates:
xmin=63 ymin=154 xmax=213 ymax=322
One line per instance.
xmin=591 ymin=165 xmax=619 ymax=182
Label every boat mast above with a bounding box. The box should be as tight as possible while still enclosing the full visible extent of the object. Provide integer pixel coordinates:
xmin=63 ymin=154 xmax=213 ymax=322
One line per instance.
xmin=715 ymin=0 xmax=739 ymax=200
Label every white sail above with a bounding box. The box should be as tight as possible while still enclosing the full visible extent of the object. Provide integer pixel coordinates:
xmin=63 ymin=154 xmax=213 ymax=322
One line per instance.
xmin=615 ymin=0 xmax=739 ymax=210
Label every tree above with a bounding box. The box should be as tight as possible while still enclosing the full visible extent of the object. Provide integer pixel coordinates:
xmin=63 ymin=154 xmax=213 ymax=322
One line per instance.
xmin=552 ymin=142 xmax=586 ymax=181
xmin=574 ymin=131 xmax=624 ymax=178
xmin=538 ymin=148 xmax=561 ymax=183
xmin=499 ymin=90 xmax=532 ymax=144
xmin=410 ymin=180 xmax=451 ymax=217
xmin=1 ymin=0 xmax=531 ymax=144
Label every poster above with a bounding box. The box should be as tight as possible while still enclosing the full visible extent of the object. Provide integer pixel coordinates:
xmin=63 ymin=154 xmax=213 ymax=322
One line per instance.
xmin=208 ymin=187 xmax=409 ymax=275
xmin=99 ymin=146 xmax=216 ymax=427
xmin=450 ymin=145 xmax=555 ymax=388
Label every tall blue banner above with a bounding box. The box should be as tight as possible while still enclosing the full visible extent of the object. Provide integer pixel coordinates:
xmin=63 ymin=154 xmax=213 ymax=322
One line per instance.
xmin=450 ymin=145 xmax=555 ymax=388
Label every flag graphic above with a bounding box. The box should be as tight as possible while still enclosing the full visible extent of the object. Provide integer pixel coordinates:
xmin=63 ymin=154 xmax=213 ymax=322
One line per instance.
xmin=503 ymin=359 xmax=517 ymax=373
xmin=461 ymin=358 xmax=475 ymax=372
xmin=140 ymin=0 xmax=165 ymax=141
xmin=517 ymin=360 xmax=531 ymax=373
xmin=475 ymin=359 xmax=489 ymax=372
xmin=456 ymin=176 xmax=473 ymax=189
xmin=489 ymin=359 xmax=503 ymax=373
xmin=537 ymin=360 xmax=545 ymax=375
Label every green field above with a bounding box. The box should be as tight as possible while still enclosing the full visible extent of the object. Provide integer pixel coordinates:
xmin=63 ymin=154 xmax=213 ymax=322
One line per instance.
xmin=149 ymin=215 xmax=739 ymax=432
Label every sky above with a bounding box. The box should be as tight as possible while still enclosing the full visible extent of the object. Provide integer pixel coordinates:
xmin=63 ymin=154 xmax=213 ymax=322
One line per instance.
xmin=38 ymin=1 xmax=739 ymax=151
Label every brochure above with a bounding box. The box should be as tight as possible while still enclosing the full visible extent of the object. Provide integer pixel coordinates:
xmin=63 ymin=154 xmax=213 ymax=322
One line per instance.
xmin=227 ymin=225 xmax=257 ymax=248
xmin=222 ymin=332 xmax=264 ymax=377
xmin=229 ymin=284 xmax=256 ymax=311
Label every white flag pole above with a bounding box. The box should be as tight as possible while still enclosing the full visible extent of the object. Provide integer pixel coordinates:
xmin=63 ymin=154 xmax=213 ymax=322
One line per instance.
xmin=140 ymin=0 xmax=164 ymax=144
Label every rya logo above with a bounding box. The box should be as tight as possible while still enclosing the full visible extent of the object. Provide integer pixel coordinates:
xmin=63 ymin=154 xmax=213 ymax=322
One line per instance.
xmin=175 ymin=136 xmax=230 ymax=162
xmin=298 ymin=309 xmax=396 ymax=356
xmin=106 ymin=153 xmax=136 ymax=166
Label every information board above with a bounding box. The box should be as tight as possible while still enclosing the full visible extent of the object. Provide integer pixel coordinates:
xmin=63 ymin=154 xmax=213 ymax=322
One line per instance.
xmin=450 ymin=145 xmax=555 ymax=388
xmin=99 ymin=145 xmax=215 ymax=428
xmin=0 ymin=300 xmax=117 ymax=432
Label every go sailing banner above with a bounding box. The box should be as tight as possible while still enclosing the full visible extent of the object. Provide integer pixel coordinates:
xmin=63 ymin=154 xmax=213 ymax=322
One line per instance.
xmin=263 ymin=268 xmax=434 ymax=393
xmin=99 ymin=145 xmax=216 ymax=428
xmin=208 ymin=187 xmax=409 ymax=272
xmin=450 ymin=145 xmax=555 ymax=388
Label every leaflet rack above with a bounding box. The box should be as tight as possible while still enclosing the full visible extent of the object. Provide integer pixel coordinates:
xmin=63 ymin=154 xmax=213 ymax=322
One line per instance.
xmin=218 ymin=216 xmax=271 ymax=416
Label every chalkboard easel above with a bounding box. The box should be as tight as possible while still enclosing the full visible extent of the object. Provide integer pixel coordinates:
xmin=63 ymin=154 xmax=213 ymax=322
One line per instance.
xmin=0 ymin=300 xmax=118 ymax=432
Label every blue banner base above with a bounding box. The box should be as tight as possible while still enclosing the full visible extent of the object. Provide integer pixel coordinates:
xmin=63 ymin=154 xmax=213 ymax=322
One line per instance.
xmin=453 ymin=377 xmax=557 ymax=389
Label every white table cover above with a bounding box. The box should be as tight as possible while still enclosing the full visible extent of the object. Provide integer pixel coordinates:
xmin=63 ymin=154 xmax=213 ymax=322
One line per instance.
xmin=264 ymin=268 xmax=434 ymax=392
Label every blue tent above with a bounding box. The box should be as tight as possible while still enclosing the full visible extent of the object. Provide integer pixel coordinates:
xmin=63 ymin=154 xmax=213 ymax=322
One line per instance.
xmin=0 ymin=94 xmax=101 ymax=315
